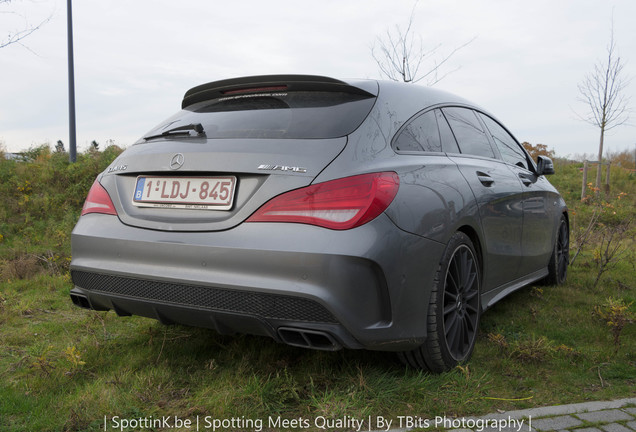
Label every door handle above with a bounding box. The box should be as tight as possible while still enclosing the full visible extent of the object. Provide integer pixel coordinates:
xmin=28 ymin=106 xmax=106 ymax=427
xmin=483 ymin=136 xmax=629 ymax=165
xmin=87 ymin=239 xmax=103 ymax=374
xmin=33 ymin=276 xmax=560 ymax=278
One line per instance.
xmin=476 ymin=172 xmax=494 ymax=186
xmin=519 ymin=173 xmax=533 ymax=186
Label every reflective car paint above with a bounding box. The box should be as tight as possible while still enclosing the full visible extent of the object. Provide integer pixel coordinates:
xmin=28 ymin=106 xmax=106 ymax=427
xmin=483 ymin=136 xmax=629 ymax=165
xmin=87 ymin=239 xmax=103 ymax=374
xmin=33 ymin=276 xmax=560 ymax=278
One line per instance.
xmin=69 ymin=75 xmax=568 ymax=369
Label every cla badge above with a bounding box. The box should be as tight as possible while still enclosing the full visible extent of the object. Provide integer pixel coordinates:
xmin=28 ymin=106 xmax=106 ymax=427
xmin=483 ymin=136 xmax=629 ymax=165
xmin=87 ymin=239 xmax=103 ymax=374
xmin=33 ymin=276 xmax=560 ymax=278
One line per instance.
xmin=170 ymin=153 xmax=185 ymax=170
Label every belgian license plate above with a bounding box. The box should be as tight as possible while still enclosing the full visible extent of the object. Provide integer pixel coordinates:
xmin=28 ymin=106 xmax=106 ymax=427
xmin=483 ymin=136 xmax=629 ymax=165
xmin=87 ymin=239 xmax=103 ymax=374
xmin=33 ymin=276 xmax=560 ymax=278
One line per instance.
xmin=132 ymin=176 xmax=236 ymax=210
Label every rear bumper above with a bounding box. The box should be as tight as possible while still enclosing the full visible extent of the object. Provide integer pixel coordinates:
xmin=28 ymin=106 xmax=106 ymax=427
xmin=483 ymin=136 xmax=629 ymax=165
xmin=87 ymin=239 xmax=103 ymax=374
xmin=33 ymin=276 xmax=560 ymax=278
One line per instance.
xmin=69 ymin=285 xmax=356 ymax=351
xmin=70 ymin=213 xmax=444 ymax=351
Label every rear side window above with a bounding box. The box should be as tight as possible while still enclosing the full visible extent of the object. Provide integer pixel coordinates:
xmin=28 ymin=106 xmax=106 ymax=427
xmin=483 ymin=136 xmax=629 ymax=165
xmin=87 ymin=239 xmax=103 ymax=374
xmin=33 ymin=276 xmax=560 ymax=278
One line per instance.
xmin=478 ymin=113 xmax=528 ymax=169
xmin=435 ymin=110 xmax=460 ymax=153
xmin=146 ymin=91 xmax=376 ymax=140
xmin=442 ymin=107 xmax=495 ymax=159
xmin=393 ymin=110 xmax=441 ymax=152
xmin=393 ymin=109 xmax=461 ymax=153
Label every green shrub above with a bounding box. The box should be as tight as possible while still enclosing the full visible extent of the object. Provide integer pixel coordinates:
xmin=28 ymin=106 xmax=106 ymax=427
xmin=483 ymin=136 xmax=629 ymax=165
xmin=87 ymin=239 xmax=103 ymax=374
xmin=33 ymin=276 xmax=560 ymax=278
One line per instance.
xmin=0 ymin=144 xmax=122 ymax=254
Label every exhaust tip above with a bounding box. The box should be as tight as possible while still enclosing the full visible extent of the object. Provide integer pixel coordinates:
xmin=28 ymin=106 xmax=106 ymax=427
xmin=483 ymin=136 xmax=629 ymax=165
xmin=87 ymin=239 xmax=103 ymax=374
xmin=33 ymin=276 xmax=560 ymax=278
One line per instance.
xmin=278 ymin=327 xmax=342 ymax=351
xmin=70 ymin=293 xmax=92 ymax=310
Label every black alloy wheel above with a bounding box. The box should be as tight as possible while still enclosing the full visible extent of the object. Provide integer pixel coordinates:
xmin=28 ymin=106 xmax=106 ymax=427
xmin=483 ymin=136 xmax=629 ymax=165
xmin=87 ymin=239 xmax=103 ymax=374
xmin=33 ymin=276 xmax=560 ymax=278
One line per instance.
xmin=545 ymin=215 xmax=569 ymax=285
xmin=399 ymin=232 xmax=481 ymax=372
xmin=555 ymin=217 xmax=569 ymax=283
xmin=442 ymin=243 xmax=480 ymax=361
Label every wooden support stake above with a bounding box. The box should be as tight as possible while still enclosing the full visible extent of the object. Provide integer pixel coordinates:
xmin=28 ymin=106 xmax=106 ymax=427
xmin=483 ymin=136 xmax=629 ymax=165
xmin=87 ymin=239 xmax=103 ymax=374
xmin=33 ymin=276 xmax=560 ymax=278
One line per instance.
xmin=581 ymin=160 xmax=588 ymax=201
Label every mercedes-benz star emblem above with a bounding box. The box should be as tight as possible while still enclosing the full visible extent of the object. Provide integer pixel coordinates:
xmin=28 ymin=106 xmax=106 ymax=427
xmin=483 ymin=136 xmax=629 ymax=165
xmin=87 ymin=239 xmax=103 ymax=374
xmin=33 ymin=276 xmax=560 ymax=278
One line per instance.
xmin=169 ymin=153 xmax=185 ymax=170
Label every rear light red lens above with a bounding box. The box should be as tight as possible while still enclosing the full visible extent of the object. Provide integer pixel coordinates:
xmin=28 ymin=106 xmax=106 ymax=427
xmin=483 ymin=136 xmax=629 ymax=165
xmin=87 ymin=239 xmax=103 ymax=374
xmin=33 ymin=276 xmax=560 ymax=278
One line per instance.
xmin=247 ymin=172 xmax=399 ymax=230
xmin=81 ymin=180 xmax=118 ymax=216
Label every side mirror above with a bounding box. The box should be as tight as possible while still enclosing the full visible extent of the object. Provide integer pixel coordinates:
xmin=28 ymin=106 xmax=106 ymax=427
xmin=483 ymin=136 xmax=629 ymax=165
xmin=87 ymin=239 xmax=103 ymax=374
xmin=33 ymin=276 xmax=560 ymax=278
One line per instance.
xmin=536 ymin=155 xmax=555 ymax=176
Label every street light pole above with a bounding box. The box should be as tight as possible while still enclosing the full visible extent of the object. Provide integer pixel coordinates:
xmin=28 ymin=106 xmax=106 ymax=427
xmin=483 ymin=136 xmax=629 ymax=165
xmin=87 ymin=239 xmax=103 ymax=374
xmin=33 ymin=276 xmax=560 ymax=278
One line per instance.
xmin=67 ymin=0 xmax=77 ymax=163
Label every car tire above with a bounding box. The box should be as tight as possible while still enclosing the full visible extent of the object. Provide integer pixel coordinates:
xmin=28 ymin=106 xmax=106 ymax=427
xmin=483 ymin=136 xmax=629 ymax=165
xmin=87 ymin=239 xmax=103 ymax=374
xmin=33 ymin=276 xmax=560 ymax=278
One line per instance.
xmin=399 ymin=232 xmax=481 ymax=372
xmin=544 ymin=215 xmax=569 ymax=285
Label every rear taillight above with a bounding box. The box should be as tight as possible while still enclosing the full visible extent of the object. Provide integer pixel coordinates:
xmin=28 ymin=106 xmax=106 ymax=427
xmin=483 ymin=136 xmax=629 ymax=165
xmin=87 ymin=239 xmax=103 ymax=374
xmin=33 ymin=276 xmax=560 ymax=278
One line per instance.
xmin=246 ymin=172 xmax=399 ymax=230
xmin=81 ymin=180 xmax=118 ymax=216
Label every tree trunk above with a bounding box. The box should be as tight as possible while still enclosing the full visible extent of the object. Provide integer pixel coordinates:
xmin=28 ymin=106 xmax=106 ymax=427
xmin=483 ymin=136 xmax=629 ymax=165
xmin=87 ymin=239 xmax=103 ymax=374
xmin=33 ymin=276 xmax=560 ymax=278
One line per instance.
xmin=595 ymin=127 xmax=605 ymax=192
xmin=581 ymin=160 xmax=588 ymax=201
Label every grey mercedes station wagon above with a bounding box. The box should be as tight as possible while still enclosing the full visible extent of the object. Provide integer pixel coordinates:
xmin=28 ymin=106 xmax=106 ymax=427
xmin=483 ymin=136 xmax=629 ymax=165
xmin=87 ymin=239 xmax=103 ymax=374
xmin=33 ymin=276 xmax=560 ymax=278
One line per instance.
xmin=70 ymin=75 xmax=569 ymax=372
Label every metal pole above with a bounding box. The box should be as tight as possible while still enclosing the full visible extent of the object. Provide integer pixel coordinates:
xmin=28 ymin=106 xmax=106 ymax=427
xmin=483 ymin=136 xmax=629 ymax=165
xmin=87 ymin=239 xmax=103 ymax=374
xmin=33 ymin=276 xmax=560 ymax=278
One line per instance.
xmin=67 ymin=0 xmax=77 ymax=163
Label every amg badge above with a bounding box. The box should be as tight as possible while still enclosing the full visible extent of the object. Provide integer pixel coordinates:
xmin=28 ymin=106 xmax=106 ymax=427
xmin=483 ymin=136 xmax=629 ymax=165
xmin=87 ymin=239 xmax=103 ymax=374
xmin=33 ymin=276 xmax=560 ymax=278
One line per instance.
xmin=107 ymin=164 xmax=127 ymax=174
xmin=257 ymin=164 xmax=307 ymax=173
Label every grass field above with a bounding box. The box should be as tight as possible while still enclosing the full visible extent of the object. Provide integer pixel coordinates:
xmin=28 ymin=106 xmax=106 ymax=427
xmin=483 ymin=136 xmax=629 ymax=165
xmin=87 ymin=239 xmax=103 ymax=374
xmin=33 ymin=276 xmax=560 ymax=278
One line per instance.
xmin=1 ymin=146 xmax=634 ymax=432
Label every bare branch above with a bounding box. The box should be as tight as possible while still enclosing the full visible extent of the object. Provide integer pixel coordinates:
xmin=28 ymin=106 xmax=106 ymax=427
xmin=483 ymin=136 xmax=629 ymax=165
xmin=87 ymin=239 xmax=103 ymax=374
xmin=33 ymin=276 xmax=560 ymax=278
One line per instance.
xmin=576 ymin=16 xmax=632 ymax=131
xmin=371 ymin=1 xmax=475 ymax=85
xmin=413 ymin=36 xmax=477 ymax=85
xmin=575 ymin=12 xmax=632 ymax=191
xmin=0 ymin=0 xmax=52 ymax=50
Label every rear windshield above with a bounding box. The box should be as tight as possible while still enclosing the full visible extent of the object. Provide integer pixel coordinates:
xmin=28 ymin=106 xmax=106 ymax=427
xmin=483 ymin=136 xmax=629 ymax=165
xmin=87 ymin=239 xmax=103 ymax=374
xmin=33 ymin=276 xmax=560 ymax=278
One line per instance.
xmin=144 ymin=91 xmax=376 ymax=140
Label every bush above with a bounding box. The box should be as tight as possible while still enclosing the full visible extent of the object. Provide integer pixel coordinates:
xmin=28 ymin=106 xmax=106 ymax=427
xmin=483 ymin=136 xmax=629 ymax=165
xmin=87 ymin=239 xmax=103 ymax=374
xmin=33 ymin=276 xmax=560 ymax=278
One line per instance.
xmin=0 ymin=145 xmax=123 ymax=252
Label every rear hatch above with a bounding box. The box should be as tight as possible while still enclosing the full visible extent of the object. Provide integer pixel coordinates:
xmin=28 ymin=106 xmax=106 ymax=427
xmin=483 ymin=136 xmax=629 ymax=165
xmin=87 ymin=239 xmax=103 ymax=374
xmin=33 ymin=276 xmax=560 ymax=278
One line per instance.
xmin=100 ymin=75 xmax=378 ymax=232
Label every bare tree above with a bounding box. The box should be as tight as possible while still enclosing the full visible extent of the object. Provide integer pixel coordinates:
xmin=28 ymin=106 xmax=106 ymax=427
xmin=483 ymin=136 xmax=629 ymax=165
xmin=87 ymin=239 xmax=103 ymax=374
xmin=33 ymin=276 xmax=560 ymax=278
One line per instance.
xmin=1 ymin=0 xmax=51 ymax=50
xmin=576 ymin=18 xmax=631 ymax=191
xmin=371 ymin=1 xmax=475 ymax=85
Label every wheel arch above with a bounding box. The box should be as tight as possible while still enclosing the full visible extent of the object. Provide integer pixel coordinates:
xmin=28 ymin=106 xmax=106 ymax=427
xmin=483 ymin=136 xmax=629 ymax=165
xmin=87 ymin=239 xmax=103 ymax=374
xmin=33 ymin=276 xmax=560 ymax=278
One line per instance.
xmin=562 ymin=209 xmax=570 ymax=230
xmin=456 ymin=224 xmax=484 ymax=285
xmin=551 ymin=208 xmax=570 ymax=256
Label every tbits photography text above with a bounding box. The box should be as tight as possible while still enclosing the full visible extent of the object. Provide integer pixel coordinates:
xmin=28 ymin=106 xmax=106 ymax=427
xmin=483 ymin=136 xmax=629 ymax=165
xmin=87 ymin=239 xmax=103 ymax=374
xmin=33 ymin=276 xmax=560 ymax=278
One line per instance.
xmin=104 ymin=413 xmax=532 ymax=431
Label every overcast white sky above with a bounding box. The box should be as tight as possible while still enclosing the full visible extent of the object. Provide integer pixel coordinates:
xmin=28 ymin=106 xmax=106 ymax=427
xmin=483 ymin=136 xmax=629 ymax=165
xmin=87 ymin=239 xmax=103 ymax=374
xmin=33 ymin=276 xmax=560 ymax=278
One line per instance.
xmin=1 ymin=0 xmax=635 ymax=157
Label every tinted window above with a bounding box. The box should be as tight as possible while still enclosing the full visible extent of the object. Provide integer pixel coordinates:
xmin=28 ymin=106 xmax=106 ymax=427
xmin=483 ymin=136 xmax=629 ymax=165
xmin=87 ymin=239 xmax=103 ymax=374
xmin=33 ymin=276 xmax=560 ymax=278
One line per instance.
xmin=143 ymin=91 xmax=376 ymax=140
xmin=478 ymin=113 xmax=528 ymax=169
xmin=394 ymin=110 xmax=441 ymax=152
xmin=442 ymin=107 xmax=495 ymax=159
xmin=435 ymin=109 xmax=460 ymax=153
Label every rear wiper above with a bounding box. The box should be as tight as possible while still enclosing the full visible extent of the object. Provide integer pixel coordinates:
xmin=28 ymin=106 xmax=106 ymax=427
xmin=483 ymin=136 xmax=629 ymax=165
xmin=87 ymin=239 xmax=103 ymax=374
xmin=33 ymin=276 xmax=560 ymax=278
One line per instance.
xmin=144 ymin=123 xmax=206 ymax=141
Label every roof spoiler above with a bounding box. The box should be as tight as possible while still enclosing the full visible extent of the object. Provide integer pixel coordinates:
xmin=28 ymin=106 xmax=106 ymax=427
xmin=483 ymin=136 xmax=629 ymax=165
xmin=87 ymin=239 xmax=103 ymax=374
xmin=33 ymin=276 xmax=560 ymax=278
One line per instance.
xmin=182 ymin=75 xmax=376 ymax=109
